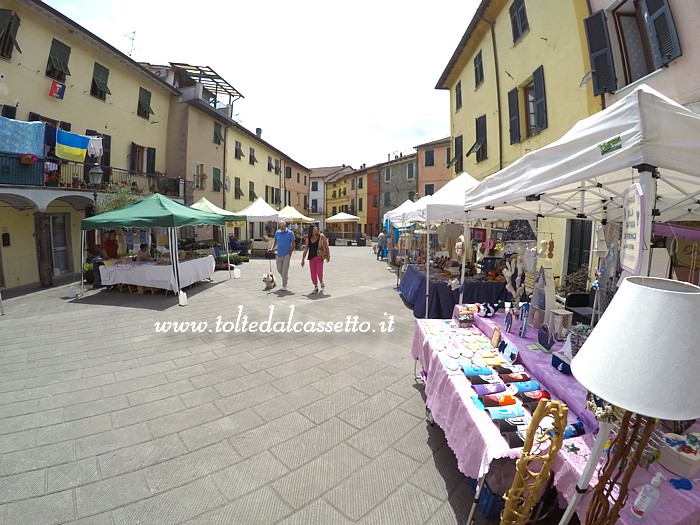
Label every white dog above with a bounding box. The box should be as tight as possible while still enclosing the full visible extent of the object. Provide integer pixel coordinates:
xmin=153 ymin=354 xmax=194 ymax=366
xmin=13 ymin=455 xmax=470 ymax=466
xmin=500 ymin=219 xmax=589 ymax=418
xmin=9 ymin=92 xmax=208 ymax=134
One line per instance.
xmin=262 ymin=272 xmax=276 ymax=290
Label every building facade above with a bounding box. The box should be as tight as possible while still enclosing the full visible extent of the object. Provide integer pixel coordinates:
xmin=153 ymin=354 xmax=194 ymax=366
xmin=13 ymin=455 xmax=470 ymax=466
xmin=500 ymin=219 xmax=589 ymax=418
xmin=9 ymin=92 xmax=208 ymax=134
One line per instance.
xmin=377 ymin=153 xmax=418 ymax=227
xmin=436 ymin=0 xmax=596 ymax=279
xmin=366 ymin=165 xmax=381 ymax=238
xmin=0 ymin=0 xmax=180 ymax=289
xmin=283 ymin=159 xmax=311 ymax=219
xmin=415 ymin=137 xmax=451 ymax=197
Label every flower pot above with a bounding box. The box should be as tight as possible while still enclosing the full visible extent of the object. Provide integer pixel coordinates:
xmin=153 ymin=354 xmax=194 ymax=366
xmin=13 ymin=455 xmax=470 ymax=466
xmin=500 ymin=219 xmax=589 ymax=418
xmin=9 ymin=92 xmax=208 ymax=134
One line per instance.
xmin=20 ymin=157 xmax=35 ymax=165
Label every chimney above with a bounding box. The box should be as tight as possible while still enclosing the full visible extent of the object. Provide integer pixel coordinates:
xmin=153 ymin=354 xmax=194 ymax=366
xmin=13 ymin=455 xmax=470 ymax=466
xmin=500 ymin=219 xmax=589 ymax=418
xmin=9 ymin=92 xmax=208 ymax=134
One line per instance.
xmin=387 ymin=153 xmax=390 ymax=161
xmin=256 ymin=128 xmax=262 ymax=138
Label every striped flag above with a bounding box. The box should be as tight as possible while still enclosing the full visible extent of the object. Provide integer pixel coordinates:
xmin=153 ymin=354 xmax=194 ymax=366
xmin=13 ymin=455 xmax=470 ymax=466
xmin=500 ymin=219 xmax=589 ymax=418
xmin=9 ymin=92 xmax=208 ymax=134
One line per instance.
xmin=55 ymin=129 xmax=89 ymax=162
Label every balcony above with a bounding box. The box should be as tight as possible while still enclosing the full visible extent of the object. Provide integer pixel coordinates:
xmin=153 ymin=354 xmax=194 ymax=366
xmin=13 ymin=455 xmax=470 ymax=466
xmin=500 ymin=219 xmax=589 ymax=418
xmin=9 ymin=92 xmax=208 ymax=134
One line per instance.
xmin=0 ymin=152 xmax=184 ymax=198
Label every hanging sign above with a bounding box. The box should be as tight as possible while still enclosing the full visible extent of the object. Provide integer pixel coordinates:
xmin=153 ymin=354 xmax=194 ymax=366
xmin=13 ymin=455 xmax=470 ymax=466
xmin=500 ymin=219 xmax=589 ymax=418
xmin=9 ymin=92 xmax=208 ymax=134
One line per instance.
xmin=620 ymin=183 xmax=644 ymax=275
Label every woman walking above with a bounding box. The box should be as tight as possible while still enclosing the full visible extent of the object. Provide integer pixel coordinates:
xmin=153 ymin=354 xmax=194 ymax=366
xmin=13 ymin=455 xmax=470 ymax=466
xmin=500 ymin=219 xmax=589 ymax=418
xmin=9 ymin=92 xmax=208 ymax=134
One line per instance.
xmin=301 ymin=224 xmax=331 ymax=294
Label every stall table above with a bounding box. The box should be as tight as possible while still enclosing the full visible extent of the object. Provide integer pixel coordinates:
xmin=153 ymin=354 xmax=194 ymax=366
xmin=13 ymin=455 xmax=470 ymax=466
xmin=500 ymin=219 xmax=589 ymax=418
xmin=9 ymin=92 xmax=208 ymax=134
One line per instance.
xmin=99 ymin=255 xmax=215 ymax=293
xmin=411 ymin=312 xmax=700 ymax=524
xmin=400 ymin=264 xmax=509 ymax=318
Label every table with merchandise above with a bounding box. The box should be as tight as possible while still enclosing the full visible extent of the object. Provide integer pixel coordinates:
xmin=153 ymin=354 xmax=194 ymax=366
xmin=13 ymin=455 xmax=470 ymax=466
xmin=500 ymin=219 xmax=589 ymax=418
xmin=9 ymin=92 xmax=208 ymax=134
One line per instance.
xmin=410 ymin=309 xmax=700 ymax=524
xmin=99 ymin=255 xmax=215 ymax=292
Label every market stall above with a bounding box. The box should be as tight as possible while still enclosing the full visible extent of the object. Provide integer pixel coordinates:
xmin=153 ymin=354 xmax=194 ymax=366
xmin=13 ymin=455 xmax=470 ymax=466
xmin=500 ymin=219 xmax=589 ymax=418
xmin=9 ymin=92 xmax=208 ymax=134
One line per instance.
xmin=80 ymin=194 xmax=225 ymax=300
xmin=236 ymin=197 xmax=279 ymax=244
xmin=99 ymin=256 xmax=215 ymax=293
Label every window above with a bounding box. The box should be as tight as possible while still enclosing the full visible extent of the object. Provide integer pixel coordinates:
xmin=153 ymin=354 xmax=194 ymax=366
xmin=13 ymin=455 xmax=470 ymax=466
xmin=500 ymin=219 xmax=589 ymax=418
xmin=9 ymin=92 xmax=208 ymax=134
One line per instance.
xmin=234 ymin=140 xmax=244 ymax=160
xmin=311 ymin=198 xmax=318 ymax=213
xmin=249 ymin=147 xmax=258 ymax=165
xmin=285 ymin=166 xmax=292 ymax=179
xmin=424 ymin=183 xmax=435 ymax=196
xmin=358 ymin=198 xmax=363 ymax=212
xmin=89 ymin=63 xmax=111 ymax=101
xmin=1 ymin=105 xmax=16 ymax=119
xmin=46 ymin=39 xmax=71 ymax=82
xmin=384 ymin=168 xmax=391 ymax=183
xmin=474 ymin=51 xmax=484 ymax=87
xmin=194 ymin=163 xmax=204 ymax=189
xmin=584 ymin=1 xmax=680 ymax=95
xmin=373 ymin=174 xmax=378 ymax=185
xmin=213 ymin=123 xmax=224 ymax=145
xmin=332 ymin=206 xmax=337 ymax=215
xmin=447 ymin=136 xmax=463 ymax=173
xmin=407 ymin=163 xmax=415 ymax=181
xmin=274 ymin=159 xmax=281 ymax=175
xmin=510 ymin=0 xmax=529 ymax=43
xmin=424 ymin=150 xmax=434 ymax=167
xmin=372 ymin=195 xmax=378 ymax=208
xmin=524 ymin=66 xmax=547 ymax=137
xmin=508 ymin=88 xmax=521 ymax=144
xmin=212 ymin=167 xmax=222 ymax=192
xmin=311 ymin=181 xmax=318 ymax=191
xmin=332 ymin=190 xmax=337 ymax=198
xmin=274 ymin=188 xmax=280 ymax=205
xmin=467 ymin=115 xmax=487 ymax=162
xmin=249 ymin=181 xmax=256 ymax=201
xmin=351 ymin=178 xmax=355 ymax=190
xmin=455 ymin=81 xmax=462 ymax=110
xmin=129 ymin=142 xmax=155 ymax=173
xmin=267 ymin=156 xmax=274 ymax=172
xmin=234 ymin=177 xmax=243 ymax=199
xmin=296 ymin=172 xmax=300 ymax=183
xmin=303 ymin=195 xmax=308 ymax=209
xmin=0 ymin=10 xmax=21 ymax=60
xmin=383 ymin=192 xmax=391 ymax=206
xmin=304 ymin=175 xmax=307 ymax=185
xmin=137 ymin=88 xmax=154 ymax=119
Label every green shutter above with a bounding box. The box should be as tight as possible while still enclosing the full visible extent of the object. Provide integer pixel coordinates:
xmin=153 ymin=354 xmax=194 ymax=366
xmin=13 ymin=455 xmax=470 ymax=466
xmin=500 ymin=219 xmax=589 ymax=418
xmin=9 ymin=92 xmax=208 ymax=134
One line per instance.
xmin=214 ymin=123 xmax=224 ymax=144
xmin=92 ymin=63 xmax=111 ymax=95
xmin=138 ymin=88 xmax=154 ymax=116
xmin=49 ymin=40 xmax=71 ymax=75
xmin=213 ymin=167 xmax=222 ymax=192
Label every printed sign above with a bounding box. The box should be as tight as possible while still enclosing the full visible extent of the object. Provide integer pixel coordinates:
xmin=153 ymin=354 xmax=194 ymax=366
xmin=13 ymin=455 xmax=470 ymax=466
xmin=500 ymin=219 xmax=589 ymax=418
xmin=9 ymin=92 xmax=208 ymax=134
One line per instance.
xmin=620 ymin=183 xmax=644 ymax=274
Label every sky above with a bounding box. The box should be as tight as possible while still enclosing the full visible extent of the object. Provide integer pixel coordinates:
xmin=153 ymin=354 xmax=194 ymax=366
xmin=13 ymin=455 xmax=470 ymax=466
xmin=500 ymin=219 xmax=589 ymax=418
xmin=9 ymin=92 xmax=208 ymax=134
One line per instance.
xmin=44 ymin=0 xmax=480 ymax=170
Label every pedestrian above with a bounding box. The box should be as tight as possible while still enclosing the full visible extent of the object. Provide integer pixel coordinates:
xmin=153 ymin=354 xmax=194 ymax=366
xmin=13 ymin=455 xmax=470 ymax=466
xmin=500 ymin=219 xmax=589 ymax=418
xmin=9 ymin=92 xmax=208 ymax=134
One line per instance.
xmin=301 ymin=224 xmax=331 ymax=294
xmin=377 ymin=229 xmax=386 ymax=260
xmin=270 ymin=220 xmax=296 ymax=291
xmin=101 ymin=231 xmax=118 ymax=260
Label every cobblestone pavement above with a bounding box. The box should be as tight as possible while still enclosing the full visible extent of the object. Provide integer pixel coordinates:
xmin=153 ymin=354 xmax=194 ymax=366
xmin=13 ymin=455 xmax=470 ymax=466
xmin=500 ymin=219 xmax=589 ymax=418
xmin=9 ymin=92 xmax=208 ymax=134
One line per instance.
xmin=0 ymin=247 xmax=568 ymax=524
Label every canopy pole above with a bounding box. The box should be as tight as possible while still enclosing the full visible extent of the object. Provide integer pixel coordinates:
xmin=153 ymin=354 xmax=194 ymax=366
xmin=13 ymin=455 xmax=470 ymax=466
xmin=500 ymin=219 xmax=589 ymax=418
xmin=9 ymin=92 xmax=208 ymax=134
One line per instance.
xmin=638 ymin=168 xmax=655 ymax=276
xmin=80 ymin=230 xmax=85 ymax=295
xmin=424 ymin=209 xmax=430 ymax=319
xmin=224 ymin=223 xmax=231 ymax=280
xmin=459 ymin=215 xmax=470 ymax=305
xmin=169 ymin=227 xmax=182 ymax=297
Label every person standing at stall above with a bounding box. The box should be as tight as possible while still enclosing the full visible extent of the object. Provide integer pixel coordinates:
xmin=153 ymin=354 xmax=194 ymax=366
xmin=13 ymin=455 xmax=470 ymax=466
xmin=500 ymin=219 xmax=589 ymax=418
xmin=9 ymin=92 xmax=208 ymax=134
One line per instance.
xmin=101 ymin=231 xmax=118 ymax=260
xmin=301 ymin=224 xmax=331 ymax=294
xmin=270 ymin=220 xmax=296 ymax=291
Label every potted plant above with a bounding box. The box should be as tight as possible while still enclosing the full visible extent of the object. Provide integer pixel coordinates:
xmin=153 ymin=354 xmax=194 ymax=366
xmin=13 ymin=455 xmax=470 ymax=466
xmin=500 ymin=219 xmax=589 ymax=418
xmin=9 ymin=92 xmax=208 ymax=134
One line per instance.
xmin=19 ymin=153 xmax=38 ymax=165
xmin=45 ymin=171 xmax=61 ymax=187
xmin=83 ymin=262 xmax=94 ymax=283
xmin=72 ymin=176 xmax=81 ymax=189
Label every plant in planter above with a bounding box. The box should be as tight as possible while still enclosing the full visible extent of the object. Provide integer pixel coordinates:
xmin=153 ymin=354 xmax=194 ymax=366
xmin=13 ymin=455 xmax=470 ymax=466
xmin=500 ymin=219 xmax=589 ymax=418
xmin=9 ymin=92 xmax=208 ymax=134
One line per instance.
xmin=83 ymin=262 xmax=94 ymax=283
xmin=45 ymin=171 xmax=61 ymax=187
xmin=72 ymin=176 xmax=81 ymax=188
xmin=19 ymin=153 xmax=38 ymax=165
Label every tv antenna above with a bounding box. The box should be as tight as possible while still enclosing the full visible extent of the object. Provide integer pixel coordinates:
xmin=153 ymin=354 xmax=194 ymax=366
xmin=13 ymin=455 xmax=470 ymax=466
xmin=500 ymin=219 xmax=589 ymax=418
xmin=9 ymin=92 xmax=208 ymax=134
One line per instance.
xmin=125 ymin=31 xmax=136 ymax=57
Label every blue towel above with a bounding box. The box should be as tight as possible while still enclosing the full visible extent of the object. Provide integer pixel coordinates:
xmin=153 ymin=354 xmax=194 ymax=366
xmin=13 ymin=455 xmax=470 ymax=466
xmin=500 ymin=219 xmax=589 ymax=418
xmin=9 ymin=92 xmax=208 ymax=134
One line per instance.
xmin=0 ymin=116 xmax=45 ymax=156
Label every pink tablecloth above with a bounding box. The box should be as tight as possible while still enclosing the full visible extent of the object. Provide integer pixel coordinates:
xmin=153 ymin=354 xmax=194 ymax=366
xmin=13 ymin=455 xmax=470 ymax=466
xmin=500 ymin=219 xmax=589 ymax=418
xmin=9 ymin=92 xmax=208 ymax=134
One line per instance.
xmin=412 ymin=316 xmax=700 ymax=524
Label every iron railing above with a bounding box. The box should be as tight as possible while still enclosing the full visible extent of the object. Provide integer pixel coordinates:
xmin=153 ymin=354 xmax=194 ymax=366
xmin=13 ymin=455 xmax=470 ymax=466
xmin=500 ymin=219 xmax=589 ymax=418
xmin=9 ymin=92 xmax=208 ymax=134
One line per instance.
xmin=0 ymin=151 xmax=183 ymax=197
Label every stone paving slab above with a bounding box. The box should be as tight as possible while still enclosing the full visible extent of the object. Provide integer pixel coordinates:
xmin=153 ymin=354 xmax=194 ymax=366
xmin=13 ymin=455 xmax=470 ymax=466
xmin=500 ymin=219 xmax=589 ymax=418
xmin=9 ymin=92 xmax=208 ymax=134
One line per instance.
xmin=0 ymin=247 xmax=572 ymax=524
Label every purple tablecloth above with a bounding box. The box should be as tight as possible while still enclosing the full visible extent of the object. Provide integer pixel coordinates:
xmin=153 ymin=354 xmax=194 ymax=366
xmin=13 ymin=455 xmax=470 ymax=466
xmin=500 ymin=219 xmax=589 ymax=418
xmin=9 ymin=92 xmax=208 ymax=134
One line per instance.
xmin=412 ymin=315 xmax=700 ymax=524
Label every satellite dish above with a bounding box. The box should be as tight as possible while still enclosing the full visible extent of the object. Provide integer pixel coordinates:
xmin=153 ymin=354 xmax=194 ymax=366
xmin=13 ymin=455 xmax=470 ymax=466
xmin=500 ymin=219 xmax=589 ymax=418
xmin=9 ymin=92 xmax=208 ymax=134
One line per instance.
xmin=224 ymin=176 xmax=231 ymax=191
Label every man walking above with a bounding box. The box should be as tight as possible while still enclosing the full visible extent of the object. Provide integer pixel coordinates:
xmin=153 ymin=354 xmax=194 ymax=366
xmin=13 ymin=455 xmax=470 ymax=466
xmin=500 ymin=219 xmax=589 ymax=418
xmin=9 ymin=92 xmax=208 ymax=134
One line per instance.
xmin=271 ymin=220 xmax=296 ymax=291
xmin=377 ymin=229 xmax=386 ymax=261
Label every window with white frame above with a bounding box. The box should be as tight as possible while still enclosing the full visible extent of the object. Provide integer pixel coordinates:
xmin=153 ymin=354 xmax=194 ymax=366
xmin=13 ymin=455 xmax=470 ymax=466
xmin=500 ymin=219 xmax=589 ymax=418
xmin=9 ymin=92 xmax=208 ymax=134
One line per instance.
xmin=407 ymin=163 xmax=415 ymax=181
xmin=384 ymin=168 xmax=391 ymax=183
xmin=194 ymin=162 xmax=204 ymax=189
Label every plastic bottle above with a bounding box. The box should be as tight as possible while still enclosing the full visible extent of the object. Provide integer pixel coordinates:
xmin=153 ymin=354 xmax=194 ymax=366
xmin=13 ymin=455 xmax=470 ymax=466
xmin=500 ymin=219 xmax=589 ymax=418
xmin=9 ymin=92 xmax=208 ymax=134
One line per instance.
xmin=630 ymin=472 xmax=663 ymax=521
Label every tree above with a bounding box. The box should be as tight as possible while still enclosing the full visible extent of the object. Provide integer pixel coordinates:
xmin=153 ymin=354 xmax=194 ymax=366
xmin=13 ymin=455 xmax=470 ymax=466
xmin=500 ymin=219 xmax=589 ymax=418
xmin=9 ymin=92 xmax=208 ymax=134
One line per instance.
xmin=96 ymin=183 xmax=152 ymax=214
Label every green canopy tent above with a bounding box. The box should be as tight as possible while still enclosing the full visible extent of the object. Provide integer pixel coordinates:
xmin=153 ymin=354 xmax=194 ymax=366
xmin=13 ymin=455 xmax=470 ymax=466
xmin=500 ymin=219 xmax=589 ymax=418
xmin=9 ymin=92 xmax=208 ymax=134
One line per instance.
xmin=80 ymin=194 xmax=226 ymax=300
xmin=190 ymin=197 xmax=246 ymax=279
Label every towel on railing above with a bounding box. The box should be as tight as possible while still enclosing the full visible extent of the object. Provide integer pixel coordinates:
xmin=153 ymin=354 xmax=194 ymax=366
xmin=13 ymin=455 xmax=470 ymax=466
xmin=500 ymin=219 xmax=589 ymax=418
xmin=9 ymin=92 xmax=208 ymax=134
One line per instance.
xmin=0 ymin=116 xmax=44 ymax=156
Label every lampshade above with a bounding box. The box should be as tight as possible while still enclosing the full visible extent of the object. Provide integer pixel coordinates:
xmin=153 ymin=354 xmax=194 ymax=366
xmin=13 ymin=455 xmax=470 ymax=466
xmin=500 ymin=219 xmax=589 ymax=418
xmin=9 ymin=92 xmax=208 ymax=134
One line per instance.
xmin=571 ymin=276 xmax=700 ymax=421
xmin=88 ymin=165 xmax=103 ymax=185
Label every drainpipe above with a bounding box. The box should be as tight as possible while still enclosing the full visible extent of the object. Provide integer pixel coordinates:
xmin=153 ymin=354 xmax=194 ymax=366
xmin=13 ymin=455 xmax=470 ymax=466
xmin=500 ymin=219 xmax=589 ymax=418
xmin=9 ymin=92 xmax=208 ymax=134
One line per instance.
xmin=222 ymin=124 xmax=230 ymax=210
xmin=481 ymin=15 xmax=504 ymax=171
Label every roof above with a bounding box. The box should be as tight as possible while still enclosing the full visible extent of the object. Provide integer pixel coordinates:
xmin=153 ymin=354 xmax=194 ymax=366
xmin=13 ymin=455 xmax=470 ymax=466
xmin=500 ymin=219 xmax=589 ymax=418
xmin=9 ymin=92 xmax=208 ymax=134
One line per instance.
xmin=414 ymin=137 xmax=451 ymax=149
xmin=26 ymin=0 xmax=179 ymax=95
xmin=435 ymin=0 xmax=492 ymax=90
xmin=170 ymin=63 xmax=244 ymax=103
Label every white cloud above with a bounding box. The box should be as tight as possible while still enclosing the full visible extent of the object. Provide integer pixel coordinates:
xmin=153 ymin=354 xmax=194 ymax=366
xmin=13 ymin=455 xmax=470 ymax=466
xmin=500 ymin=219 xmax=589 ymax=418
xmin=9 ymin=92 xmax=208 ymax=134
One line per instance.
xmin=45 ymin=0 xmax=479 ymax=168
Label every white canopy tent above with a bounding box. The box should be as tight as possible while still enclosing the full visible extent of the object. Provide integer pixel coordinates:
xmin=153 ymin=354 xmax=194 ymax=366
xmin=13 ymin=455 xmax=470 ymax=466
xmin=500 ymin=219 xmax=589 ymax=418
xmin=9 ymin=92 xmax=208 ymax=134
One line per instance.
xmin=278 ymin=205 xmax=314 ymax=224
xmin=237 ymin=197 xmax=279 ymax=222
xmin=383 ymin=199 xmax=416 ymax=223
xmin=390 ymin=195 xmax=434 ymax=227
xmin=190 ymin=197 xmax=245 ymax=279
xmin=326 ymin=212 xmax=360 ymax=223
xmin=463 ymin=84 xmax=700 ymax=224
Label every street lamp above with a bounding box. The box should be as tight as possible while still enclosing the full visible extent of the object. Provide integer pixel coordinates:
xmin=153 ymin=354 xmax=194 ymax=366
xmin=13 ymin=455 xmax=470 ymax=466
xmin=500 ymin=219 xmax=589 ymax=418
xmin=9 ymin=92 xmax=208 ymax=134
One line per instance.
xmin=88 ymin=164 xmax=103 ymax=186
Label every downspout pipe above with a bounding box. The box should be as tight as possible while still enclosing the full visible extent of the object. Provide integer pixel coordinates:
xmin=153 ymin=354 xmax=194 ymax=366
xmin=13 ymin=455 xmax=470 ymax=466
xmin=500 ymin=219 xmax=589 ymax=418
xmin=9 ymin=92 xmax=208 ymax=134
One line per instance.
xmin=480 ymin=15 xmax=504 ymax=171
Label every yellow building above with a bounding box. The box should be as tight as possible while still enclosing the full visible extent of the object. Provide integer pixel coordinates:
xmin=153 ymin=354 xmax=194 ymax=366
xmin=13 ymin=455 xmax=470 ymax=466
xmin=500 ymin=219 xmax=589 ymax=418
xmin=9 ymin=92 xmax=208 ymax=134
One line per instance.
xmin=0 ymin=0 xmax=178 ymax=289
xmin=437 ymin=0 xmax=598 ymax=280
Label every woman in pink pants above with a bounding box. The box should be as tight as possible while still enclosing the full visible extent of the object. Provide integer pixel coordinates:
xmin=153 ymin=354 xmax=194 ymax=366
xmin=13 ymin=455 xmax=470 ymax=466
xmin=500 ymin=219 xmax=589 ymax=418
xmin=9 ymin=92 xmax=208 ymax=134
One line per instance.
xmin=301 ymin=225 xmax=331 ymax=294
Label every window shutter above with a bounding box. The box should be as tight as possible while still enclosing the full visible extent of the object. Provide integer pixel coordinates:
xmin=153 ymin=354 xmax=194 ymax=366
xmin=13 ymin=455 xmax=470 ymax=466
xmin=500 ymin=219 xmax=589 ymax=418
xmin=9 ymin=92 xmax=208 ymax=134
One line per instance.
xmin=584 ymin=11 xmax=617 ymax=96
xmin=28 ymin=112 xmax=42 ymax=121
xmin=129 ymin=142 xmax=137 ymax=172
xmin=517 ymin=0 xmax=529 ymax=34
xmin=102 ymin=134 xmax=111 ymax=166
xmin=644 ymin=0 xmax=681 ymax=67
xmin=85 ymin=129 xmax=97 ymax=136
xmin=509 ymin=3 xmax=519 ymax=42
xmin=59 ymin=121 xmax=71 ymax=131
xmin=508 ymin=88 xmax=520 ymax=144
xmin=533 ymin=65 xmax=547 ymax=132
xmin=146 ymin=147 xmax=156 ymax=174
xmin=1 ymin=105 xmax=16 ymax=119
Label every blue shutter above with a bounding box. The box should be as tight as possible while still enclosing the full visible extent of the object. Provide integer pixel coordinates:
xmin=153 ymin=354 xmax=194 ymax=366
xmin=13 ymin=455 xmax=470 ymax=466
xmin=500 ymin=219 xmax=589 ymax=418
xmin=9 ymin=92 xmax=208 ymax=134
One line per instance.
xmin=644 ymin=0 xmax=681 ymax=67
xmin=584 ymin=10 xmax=617 ymax=96
xmin=533 ymin=66 xmax=547 ymax=133
xmin=508 ymin=88 xmax=520 ymax=144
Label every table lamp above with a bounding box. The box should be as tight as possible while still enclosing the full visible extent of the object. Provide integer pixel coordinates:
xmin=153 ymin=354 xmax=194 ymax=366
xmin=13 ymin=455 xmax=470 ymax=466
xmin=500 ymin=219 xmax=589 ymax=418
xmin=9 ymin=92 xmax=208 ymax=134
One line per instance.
xmin=559 ymin=276 xmax=700 ymax=525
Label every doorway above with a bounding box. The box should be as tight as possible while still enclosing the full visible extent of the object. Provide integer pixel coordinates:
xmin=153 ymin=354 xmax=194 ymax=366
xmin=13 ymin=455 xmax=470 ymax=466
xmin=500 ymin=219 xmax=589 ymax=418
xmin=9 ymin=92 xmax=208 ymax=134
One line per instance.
xmin=566 ymin=219 xmax=592 ymax=275
xmin=50 ymin=214 xmax=71 ymax=275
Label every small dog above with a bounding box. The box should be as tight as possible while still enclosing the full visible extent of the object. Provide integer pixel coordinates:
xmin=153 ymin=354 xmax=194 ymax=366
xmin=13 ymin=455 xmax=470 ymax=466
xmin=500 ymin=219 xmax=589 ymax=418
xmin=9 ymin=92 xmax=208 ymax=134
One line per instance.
xmin=262 ymin=272 xmax=276 ymax=290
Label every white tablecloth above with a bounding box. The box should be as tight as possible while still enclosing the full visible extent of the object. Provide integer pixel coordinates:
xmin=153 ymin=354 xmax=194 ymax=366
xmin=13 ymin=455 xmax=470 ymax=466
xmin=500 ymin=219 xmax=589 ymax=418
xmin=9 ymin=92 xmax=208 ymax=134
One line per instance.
xmin=99 ymin=256 xmax=215 ymax=292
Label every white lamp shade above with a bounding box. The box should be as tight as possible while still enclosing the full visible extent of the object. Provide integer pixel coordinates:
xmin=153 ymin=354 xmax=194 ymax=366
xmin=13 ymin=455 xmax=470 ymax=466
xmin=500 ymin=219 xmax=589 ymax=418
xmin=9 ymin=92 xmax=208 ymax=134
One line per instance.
xmin=571 ymin=276 xmax=700 ymax=421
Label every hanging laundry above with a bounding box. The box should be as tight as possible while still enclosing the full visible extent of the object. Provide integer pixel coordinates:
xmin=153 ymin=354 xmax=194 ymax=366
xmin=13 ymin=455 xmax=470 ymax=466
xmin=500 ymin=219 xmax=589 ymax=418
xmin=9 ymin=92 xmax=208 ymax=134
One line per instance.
xmin=87 ymin=136 xmax=103 ymax=157
xmin=55 ymin=128 xmax=89 ymax=162
xmin=0 ymin=116 xmax=44 ymax=156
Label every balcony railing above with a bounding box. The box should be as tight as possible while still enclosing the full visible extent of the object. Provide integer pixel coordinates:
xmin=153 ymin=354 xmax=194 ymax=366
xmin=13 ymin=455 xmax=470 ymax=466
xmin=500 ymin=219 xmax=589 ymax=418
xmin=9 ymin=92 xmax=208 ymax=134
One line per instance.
xmin=0 ymin=152 xmax=183 ymax=197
